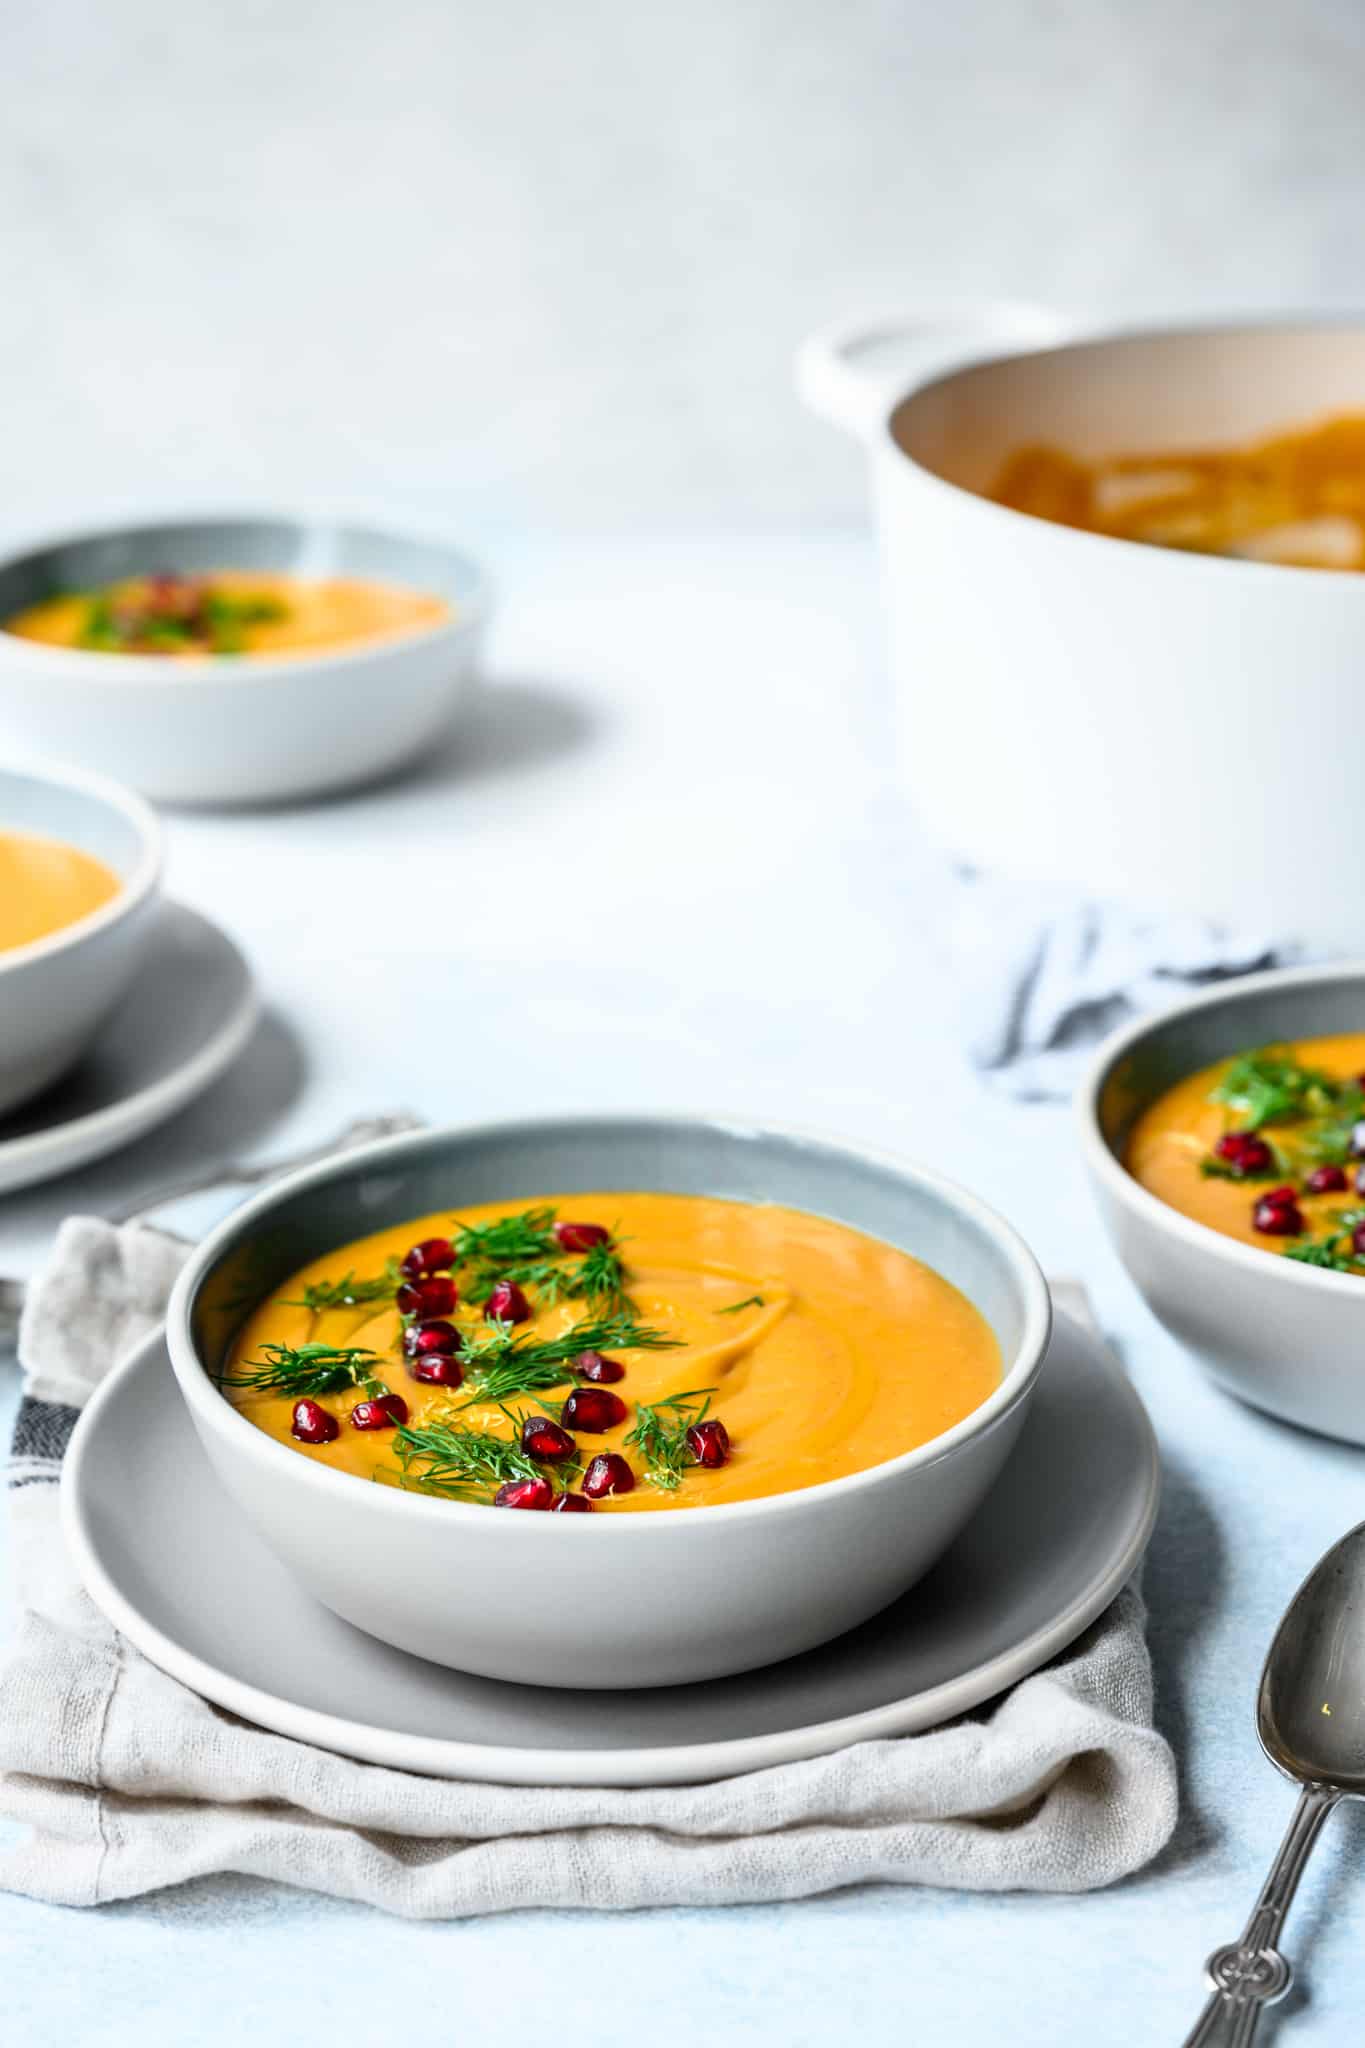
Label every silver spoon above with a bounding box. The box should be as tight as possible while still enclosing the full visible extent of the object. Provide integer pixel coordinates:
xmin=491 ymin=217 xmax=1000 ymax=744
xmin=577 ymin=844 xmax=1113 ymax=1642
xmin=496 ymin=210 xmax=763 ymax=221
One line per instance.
xmin=1182 ymin=1521 xmax=1365 ymax=2045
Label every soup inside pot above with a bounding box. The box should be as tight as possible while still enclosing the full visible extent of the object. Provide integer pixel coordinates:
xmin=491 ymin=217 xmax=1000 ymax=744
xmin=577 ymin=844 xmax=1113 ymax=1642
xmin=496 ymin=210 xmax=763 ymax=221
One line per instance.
xmin=990 ymin=413 xmax=1365 ymax=569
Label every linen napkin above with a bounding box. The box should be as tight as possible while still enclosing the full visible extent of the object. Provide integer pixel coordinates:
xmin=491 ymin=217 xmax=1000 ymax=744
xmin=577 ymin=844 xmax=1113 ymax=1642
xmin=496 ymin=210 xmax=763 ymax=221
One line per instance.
xmin=947 ymin=869 xmax=1301 ymax=1101
xmin=0 ymin=1218 xmax=1177 ymax=1917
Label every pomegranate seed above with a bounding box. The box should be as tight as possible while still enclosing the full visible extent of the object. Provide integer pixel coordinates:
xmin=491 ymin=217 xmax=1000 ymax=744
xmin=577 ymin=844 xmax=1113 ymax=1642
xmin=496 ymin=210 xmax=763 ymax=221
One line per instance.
xmin=1253 ymin=1193 xmax=1304 ymax=1236
xmin=560 ymin=1386 xmax=628 ymax=1433
xmin=551 ymin=1491 xmax=594 ymax=1513
xmin=1305 ymin=1165 xmax=1348 ymax=1194
xmin=687 ymin=1417 xmax=732 ymax=1468
xmin=1353 ymin=1223 xmax=1365 ymax=1257
xmin=349 ymin=1393 xmax=409 ymax=1430
xmin=554 ymin=1221 xmax=610 ymax=1253
xmin=1355 ymin=1165 xmax=1365 ymax=1196
xmin=572 ymin=1349 xmax=625 ymax=1384
xmin=411 ymin=1353 xmax=464 ymax=1387
xmin=399 ymin=1236 xmax=455 ymax=1280
xmin=521 ymin=1414 xmax=576 ymax=1462
xmin=1212 ymin=1132 xmax=1274 ymax=1176
xmin=485 ymin=1279 xmax=532 ymax=1323
xmin=581 ymin=1451 xmax=635 ymax=1498
xmin=403 ymin=1319 xmax=462 ymax=1359
xmin=494 ymin=1475 xmax=553 ymax=1510
xmin=291 ymin=1398 xmax=338 ymax=1444
xmin=396 ymin=1275 xmax=456 ymax=1318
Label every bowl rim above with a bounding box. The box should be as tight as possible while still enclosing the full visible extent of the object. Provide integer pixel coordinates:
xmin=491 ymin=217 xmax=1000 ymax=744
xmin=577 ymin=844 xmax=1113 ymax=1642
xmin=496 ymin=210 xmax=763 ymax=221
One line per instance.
xmin=1076 ymin=959 xmax=1365 ymax=1298
xmin=881 ymin=312 xmax=1365 ymax=592
xmin=0 ymin=511 xmax=490 ymax=687
xmin=0 ymin=754 xmax=163 ymax=974
xmin=166 ymin=1111 xmax=1053 ymax=1529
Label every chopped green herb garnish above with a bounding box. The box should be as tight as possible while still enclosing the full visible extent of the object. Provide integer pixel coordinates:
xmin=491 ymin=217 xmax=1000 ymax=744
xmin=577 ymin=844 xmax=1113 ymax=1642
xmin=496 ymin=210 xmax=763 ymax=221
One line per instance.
xmin=453 ymin=1208 xmax=558 ymax=1268
xmin=280 ymin=1260 xmax=399 ymax=1311
xmin=393 ymin=1420 xmax=556 ymax=1502
xmin=1199 ymin=1155 xmax=1284 ymax=1183
xmin=715 ymin=1294 xmax=764 ymax=1315
xmin=1282 ymin=1208 xmax=1365 ymax=1274
xmin=452 ymin=1206 xmax=629 ymax=1311
xmin=74 ymin=575 xmax=288 ymax=656
xmin=220 ymin=1341 xmax=383 ymax=1398
xmin=624 ymin=1388 xmax=716 ymax=1491
xmin=1211 ymin=1049 xmax=1340 ymax=1132
xmin=458 ymin=1308 xmax=681 ymax=1408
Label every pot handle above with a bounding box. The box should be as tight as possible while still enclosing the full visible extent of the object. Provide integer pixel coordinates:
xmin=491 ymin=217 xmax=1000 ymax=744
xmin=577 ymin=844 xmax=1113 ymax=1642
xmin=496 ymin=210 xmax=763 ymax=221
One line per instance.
xmin=795 ymin=300 xmax=1073 ymax=442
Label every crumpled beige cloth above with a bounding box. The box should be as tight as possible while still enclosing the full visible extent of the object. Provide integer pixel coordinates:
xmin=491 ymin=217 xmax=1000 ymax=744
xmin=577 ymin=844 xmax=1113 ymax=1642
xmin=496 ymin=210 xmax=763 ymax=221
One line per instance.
xmin=0 ymin=1218 xmax=1177 ymax=1917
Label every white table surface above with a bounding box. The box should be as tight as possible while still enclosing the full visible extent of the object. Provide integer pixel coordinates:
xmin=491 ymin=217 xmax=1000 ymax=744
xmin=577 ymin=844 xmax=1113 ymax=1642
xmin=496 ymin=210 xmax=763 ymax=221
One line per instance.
xmin=2 ymin=536 xmax=1363 ymax=2045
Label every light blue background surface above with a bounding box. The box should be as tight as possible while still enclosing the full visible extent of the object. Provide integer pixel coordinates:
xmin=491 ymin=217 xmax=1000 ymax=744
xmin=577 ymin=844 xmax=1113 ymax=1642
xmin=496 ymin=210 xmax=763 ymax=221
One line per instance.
xmin=3 ymin=539 xmax=1364 ymax=2044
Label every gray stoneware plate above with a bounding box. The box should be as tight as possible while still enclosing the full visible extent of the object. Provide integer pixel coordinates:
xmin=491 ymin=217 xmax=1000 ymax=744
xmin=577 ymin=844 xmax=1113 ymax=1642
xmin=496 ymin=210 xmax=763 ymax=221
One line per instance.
xmin=0 ymin=900 xmax=256 ymax=1195
xmin=62 ymin=1300 xmax=1158 ymax=1786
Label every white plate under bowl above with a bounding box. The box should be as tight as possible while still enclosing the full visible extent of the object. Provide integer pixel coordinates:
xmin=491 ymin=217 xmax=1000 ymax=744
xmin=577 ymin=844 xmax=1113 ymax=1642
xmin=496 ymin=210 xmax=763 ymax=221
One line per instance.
xmin=62 ymin=1308 xmax=1159 ymax=1786
xmin=0 ymin=900 xmax=256 ymax=1194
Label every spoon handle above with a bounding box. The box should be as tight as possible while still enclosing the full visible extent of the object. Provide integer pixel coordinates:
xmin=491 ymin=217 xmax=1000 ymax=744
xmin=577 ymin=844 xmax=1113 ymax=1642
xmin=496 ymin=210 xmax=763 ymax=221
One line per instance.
xmin=1181 ymin=1783 xmax=1340 ymax=2047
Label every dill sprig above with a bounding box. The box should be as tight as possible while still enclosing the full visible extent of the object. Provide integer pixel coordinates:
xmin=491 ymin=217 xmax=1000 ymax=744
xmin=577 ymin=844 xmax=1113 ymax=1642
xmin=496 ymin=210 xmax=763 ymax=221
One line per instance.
xmin=453 ymin=1207 xmax=628 ymax=1311
xmin=220 ymin=1341 xmax=384 ymax=1398
xmin=458 ymin=1307 xmax=681 ymax=1408
xmin=1211 ymin=1049 xmax=1341 ymax=1132
xmin=573 ymin=1239 xmax=628 ymax=1305
xmin=280 ymin=1259 xmax=399 ymax=1312
xmin=624 ymin=1388 xmax=716 ymax=1492
xmin=453 ymin=1208 xmax=558 ymax=1267
xmin=393 ymin=1419 xmax=555 ymax=1502
xmin=715 ymin=1294 xmax=764 ymax=1315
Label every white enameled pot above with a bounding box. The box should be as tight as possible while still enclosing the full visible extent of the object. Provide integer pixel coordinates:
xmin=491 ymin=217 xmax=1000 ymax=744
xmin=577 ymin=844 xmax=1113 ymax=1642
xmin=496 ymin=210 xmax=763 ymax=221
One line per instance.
xmin=798 ymin=308 xmax=1365 ymax=948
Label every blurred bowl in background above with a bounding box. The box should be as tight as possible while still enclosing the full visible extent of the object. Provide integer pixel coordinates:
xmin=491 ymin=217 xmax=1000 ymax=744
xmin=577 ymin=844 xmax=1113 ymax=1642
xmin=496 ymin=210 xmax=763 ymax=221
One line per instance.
xmin=1079 ymin=963 xmax=1365 ymax=1444
xmin=0 ymin=516 xmax=489 ymax=806
xmin=0 ymin=758 xmax=162 ymax=1115
xmin=799 ymin=308 xmax=1365 ymax=949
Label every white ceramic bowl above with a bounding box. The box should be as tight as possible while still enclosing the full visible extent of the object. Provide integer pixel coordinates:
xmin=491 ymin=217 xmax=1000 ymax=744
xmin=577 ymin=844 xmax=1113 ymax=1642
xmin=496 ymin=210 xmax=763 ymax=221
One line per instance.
xmin=0 ymin=516 xmax=489 ymax=806
xmin=1080 ymin=963 xmax=1365 ymax=1444
xmin=798 ymin=307 xmax=1365 ymax=949
xmin=0 ymin=758 xmax=162 ymax=1116
xmin=167 ymin=1115 xmax=1051 ymax=1690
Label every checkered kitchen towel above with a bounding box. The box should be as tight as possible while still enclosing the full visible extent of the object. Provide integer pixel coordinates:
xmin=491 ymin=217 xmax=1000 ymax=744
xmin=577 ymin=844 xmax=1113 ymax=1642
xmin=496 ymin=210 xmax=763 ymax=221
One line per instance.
xmin=0 ymin=1219 xmax=1176 ymax=1917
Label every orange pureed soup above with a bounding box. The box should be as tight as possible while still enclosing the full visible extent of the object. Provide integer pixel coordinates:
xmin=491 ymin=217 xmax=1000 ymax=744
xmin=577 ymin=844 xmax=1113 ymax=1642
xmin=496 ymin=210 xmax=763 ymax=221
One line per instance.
xmin=223 ymin=1193 xmax=1002 ymax=1513
xmin=1127 ymin=1036 xmax=1365 ymax=1270
xmin=4 ymin=570 xmax=449 ymax=659
xmin=991 ymin=412 xmax=1365 ymax=570
xmin=0 ymin=830 xmax=119 ymax=953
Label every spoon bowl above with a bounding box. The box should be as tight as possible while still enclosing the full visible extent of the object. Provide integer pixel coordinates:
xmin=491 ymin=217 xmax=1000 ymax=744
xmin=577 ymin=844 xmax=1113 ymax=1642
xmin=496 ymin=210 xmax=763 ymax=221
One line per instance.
xmin=1182 ymin=1521 xmax=1365 ymax=2046
xmin=1259 ymin=1520 xmax=1365 ymax=1792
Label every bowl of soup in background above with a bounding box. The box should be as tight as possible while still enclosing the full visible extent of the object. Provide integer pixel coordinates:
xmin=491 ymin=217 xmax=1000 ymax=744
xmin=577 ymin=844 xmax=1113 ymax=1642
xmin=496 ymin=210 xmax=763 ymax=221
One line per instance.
xmin=0 ymin=758 xmax=162 ymax=1114
xmin=0 ymin=516 xmax=489 ymax=805
xmin=167 ymin=1115 xmax=1051 ymax=1689
xmin=1079 ymin=962 xmax=1365 ymax=1444
xmin=797 ymin=307 xmax=1365 ymax=949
